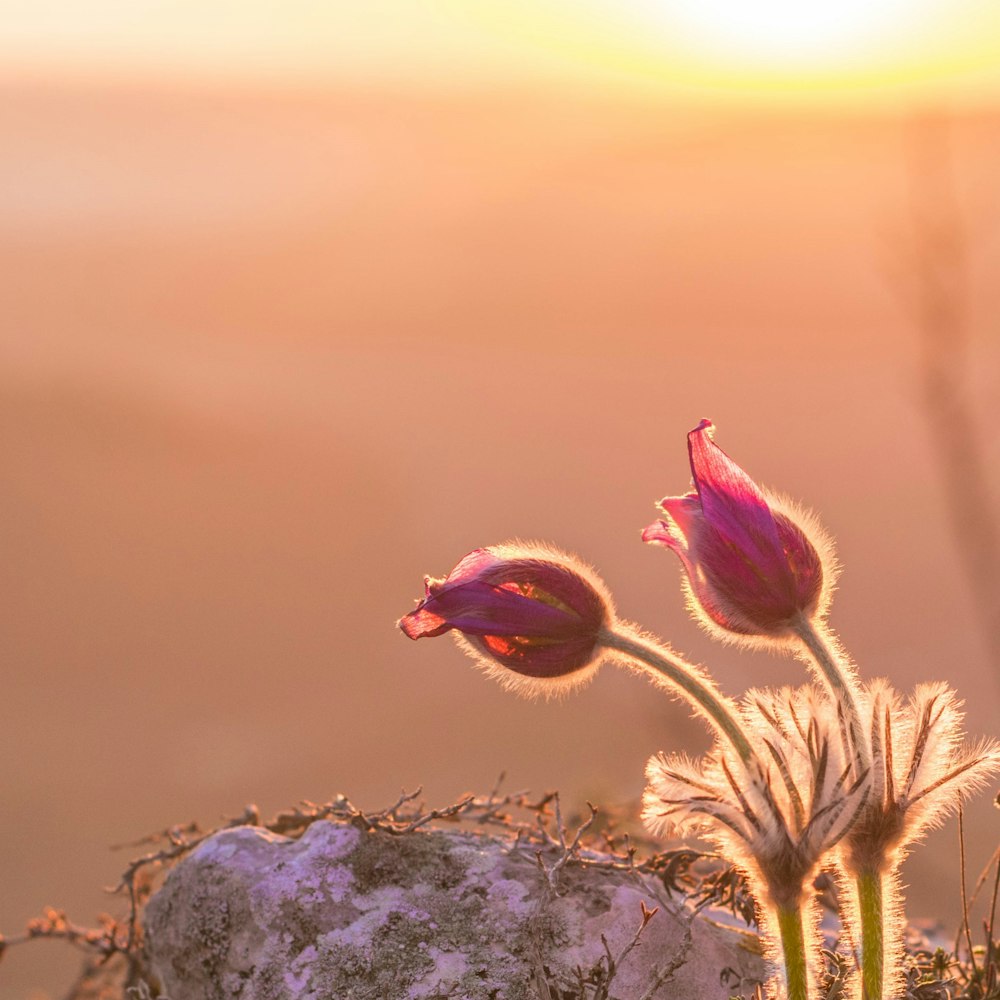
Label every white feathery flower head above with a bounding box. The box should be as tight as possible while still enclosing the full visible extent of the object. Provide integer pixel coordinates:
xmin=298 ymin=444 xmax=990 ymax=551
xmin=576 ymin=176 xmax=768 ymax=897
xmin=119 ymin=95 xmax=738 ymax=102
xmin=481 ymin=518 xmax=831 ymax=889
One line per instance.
xmin=643 ymin=685 xmax=869 ymax=911
xmin=844 ymin=679 xmax=1000 ymax=873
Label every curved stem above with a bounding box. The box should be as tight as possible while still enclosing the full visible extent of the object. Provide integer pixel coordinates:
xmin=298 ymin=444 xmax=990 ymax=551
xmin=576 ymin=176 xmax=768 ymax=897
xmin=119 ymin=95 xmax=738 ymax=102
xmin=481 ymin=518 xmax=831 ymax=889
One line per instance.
xmin=790 ymin=615 xmax=857 ymax=702
xmin=791 ymin=615 xmax=866 ymax=762
xmin=597 ymin=625 xmax=753 ymax=763
xmin=775 ymin=905 xmax=811 ymax=1000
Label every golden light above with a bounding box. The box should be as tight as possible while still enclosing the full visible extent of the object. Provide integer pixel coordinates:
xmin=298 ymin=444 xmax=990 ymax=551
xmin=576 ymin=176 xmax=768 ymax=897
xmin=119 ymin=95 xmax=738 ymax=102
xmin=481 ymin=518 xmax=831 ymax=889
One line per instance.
xmin=626 ymin=0 xmax=927 ymax=65
xmin=2 ymin=0 xmax=1000 ymax=105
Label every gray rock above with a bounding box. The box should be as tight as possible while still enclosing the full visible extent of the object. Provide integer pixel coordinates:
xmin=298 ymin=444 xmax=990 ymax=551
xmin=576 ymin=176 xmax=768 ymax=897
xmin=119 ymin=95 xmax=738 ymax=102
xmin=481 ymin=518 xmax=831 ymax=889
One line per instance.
xmin=144 ymin=820 xmax=766 ymax=999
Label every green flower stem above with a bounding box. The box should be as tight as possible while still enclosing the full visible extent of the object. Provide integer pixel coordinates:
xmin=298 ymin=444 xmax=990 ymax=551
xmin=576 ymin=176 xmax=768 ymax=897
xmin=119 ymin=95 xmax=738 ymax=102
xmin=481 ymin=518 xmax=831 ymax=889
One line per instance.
xmin=791 ymin=615 xmax=865 ymax=757
xmin=793 ymin=618 xmax=886 ymax=996
xmin=790 ymin=615 xmax=857 ymax=703
xmin=597 ymin=626 xmax=753 ymax=763
xmin=775 ymin=904 xmax=811 ymax=1000
xmin=856 ymin=868 xmax=885 ymax=1000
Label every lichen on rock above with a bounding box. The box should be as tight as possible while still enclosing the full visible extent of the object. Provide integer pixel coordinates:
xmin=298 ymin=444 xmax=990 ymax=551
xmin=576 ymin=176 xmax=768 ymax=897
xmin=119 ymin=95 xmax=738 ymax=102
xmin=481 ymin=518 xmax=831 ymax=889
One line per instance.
xmin=144 ymin=816 xmax=766 ymax=1000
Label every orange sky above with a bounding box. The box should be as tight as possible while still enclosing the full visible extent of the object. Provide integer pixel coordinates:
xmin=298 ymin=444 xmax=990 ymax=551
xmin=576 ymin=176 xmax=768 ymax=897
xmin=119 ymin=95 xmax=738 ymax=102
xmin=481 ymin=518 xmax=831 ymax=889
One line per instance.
xmin=2 ymin=6 xmax=1000 ymax=997
xmin=4 ymin=0 xmax=1000 ymax=104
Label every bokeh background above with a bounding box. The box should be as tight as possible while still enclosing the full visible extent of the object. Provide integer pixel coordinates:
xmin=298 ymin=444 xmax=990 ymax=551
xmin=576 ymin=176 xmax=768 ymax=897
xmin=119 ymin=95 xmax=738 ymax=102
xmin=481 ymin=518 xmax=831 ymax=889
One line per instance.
xmin=3 ymin=2 xmax=1000 ymax=996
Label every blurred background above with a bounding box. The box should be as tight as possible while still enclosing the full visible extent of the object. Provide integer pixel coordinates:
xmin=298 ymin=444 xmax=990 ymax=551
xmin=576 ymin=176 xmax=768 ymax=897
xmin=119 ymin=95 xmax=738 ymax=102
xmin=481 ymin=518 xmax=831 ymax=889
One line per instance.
xmin=2 ymin=1 xmax=1000 ymax=996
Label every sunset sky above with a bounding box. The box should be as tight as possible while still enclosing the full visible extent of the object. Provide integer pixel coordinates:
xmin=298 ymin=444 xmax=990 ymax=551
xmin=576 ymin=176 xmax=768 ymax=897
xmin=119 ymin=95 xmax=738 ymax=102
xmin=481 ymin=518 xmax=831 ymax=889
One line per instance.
xmin=4 ymin=0 xmax=1000 ymax=102
xmin=3 ymin=2 xmax=1000 ymax=997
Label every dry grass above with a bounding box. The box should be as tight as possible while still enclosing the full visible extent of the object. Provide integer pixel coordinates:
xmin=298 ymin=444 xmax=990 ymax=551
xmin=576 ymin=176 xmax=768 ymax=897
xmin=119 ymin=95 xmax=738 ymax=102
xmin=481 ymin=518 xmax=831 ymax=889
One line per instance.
xmin=1 ymin=782 xmax=996 ymax=1000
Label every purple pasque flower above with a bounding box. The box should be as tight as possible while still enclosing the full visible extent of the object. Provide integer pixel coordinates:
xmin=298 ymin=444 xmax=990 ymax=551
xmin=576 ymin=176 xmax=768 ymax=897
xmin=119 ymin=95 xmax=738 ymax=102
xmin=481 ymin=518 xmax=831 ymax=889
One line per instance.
xmin=643 ymin=420 xmax=831 ymax=641
xmin=399 ymin=543 xmax=613 ymax=692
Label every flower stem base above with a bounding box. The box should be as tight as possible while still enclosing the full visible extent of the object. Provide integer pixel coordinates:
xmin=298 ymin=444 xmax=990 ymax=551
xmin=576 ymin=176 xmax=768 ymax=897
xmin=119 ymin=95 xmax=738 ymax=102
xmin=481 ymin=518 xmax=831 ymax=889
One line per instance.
xmin=857 ymin=869 xmax=884 ymax=1000
xmin=775 ymin=905 xmax=810 ymax=1000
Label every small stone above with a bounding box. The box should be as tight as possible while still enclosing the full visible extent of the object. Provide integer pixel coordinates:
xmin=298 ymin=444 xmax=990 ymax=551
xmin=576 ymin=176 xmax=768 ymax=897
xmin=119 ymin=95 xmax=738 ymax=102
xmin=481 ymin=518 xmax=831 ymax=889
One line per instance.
xmin=144 ymin=820 xmax=766 ymax=1000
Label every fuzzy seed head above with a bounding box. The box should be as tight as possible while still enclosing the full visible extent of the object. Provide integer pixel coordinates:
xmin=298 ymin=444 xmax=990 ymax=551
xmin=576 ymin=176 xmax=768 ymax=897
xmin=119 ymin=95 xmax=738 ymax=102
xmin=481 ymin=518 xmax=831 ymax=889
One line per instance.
xmin=842 ymin=680 xmax=1000 ymax=874
xmin=643 ymin=685 xmax=868 ymax=910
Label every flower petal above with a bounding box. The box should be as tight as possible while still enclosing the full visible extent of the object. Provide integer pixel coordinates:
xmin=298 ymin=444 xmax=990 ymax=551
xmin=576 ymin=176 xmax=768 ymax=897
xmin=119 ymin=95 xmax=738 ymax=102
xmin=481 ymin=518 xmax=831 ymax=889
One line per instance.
xmin=398 ymin=605 xmax=450 ymax=640
xmin=426 ymin=548 xmax=502 ymax=596
xmin=642 ymin=519 xmax=680 ymax=548
xmin=659 ymin=493 xmax=702 ymax=541
xmin=400 ymin=543 xmax=612 ymax=684
xmin=687 ymin=419 xmax=785 ymax=565
xmin=405 ymin=579 xmax=583 ymax=639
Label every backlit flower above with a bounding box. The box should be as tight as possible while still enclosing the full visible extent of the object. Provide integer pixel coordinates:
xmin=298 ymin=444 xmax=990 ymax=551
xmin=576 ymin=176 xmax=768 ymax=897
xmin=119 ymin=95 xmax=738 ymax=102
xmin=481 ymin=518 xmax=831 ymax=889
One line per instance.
xmin=644 ymin=685 xmax=869 ymax=1000
xmin=643 ymin=419 xmax=833 ymax=642
xmin=398 ymin=543 xmax=613 ymax=694
xmin=836 ymin=680 xmax=1000 ymax=1000
xmin=845 ymin=680 xmax=1000 ymax=873
xmin=644 ymin=685 xmax=867 ymax=911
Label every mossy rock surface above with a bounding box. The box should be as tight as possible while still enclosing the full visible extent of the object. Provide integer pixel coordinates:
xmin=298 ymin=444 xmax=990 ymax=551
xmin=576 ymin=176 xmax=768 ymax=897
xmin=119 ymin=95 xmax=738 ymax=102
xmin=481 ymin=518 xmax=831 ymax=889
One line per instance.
xmin=144 ymin=819 xmax=766 ymax=999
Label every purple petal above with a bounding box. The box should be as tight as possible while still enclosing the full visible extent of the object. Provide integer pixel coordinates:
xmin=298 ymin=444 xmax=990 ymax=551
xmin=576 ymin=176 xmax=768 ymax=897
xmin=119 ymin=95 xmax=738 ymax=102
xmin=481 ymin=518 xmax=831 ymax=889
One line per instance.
xmin=658 ymin=493 xmax=702 ymax=542
xmin=472 ymin=632 xmax=598 ymax=678
xmin=687 ymin=420 xmax=785 ymax=571
xmin=645 ymin=421 xmax=827 ymax=636
xmin=476 ymin=557 xmax=607 ymax=628
xmin=642 ymin=519 xmax=679 ymax=548
xmin=426 ymin=548 xmax=502 ymax=597
xmin=398 ymin=605 xmax=451 ymax=640
xmin=773 ymin=511 xmax=823 ymax=609
xmin=407 ymin=579 xmax=583 ymax=639
xmin=643 ymin=518 xmax=704 ymax=598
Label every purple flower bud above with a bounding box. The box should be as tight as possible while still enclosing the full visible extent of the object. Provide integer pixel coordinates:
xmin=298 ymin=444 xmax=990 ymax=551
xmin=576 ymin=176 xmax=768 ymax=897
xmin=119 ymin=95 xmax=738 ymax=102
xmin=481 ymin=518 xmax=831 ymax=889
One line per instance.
xmin=643 ymin=420 xmax=832 ymax=640
xmin=399 ymin=544 xmax=613 ymax=690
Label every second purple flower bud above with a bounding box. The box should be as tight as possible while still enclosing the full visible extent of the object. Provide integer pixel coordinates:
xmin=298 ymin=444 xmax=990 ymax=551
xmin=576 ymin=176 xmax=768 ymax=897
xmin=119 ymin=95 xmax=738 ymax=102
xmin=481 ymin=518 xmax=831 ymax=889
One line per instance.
xmin=643 ymin=419 xmax=834 ymax=643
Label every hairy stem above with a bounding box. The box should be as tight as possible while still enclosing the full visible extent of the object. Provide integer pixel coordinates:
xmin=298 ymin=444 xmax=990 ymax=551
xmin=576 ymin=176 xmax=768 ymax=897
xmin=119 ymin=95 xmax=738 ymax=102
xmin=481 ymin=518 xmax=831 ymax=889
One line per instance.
xmin=791 ymin=616 xmax=866 ymax=763
xmin=856 ymin=868 xmax=885 ymax=1000
xmin=597 ymin=625 xmax=753 ymax=763
xmin=791 ymin=615 xmax=857 ymax=702
xmin=775 ymin=904 xmax=810 ymax=1000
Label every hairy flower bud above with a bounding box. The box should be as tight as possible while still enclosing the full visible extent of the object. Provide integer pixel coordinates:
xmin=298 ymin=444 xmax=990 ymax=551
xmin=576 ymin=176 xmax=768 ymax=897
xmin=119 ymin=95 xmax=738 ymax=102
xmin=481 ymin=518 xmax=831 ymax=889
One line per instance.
xmin=643 ymin=420 xmax=833 ymax=642
xmin=398 ymin=543 xmax=614 ymax=694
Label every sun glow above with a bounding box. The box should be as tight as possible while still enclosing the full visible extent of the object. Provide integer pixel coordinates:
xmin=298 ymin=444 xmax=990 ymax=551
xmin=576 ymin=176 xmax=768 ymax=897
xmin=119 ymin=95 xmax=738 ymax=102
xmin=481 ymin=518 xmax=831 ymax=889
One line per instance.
xmin=3 ymin=0 xmax=1000 ymax=105
xmin=654 ymin=0 xmax=916 ymax=64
